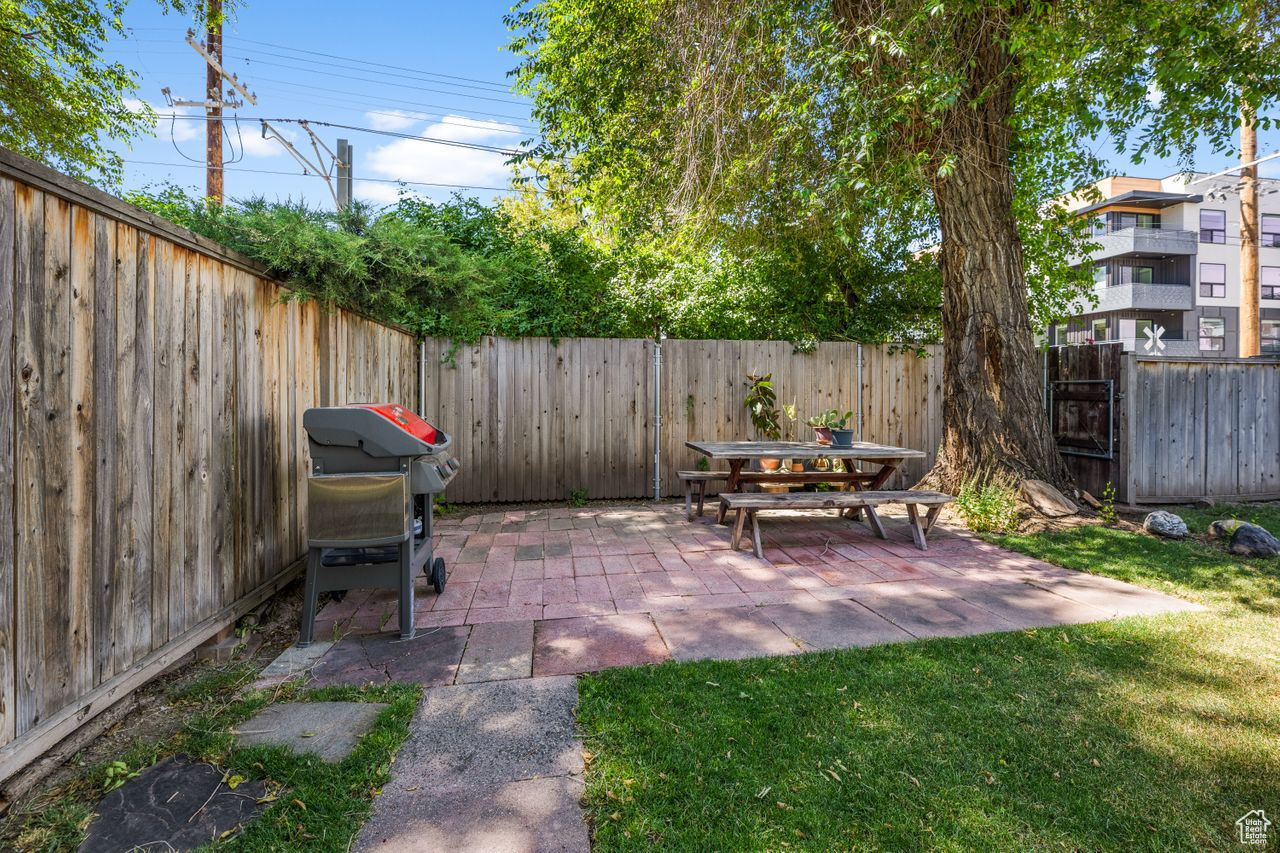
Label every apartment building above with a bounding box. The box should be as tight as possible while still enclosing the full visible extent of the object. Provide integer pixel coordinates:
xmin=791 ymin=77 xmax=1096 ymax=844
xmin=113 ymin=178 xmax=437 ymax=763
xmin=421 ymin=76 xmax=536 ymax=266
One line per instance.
xmin=1048 ymin=174 xmax=1280 ymax=357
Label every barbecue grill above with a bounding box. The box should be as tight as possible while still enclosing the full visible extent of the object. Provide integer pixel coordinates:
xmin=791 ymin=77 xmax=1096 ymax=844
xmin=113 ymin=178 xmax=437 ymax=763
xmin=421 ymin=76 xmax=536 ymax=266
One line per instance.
xmin=298 ymin=403 xmax=459 ymax=645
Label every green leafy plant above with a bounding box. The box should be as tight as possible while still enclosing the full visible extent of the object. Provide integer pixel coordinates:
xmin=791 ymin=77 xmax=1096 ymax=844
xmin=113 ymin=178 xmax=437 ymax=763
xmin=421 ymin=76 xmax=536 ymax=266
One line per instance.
xmin=568 ymin=487 xmax=589 ymax=507
xmin=695 ymin=456 xmax=711 ymax=472
xmin=743 ymin=373 xmax=781 ymax=440
xmin=806 ymin=409 xmax=854 ymax=430
xmin=1098 ymin=482 xmax=1117 ymax=525
xmin=954 ymin=469 xmax=1022 ymax=534
xmin=101 ymin=760 xmax=138 ymax=793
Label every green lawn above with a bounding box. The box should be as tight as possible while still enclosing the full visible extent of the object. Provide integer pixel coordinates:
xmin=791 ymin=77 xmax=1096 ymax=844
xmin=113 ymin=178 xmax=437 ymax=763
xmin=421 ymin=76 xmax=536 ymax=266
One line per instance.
xmin=576 ymin=506 xmax=1280 ymax=850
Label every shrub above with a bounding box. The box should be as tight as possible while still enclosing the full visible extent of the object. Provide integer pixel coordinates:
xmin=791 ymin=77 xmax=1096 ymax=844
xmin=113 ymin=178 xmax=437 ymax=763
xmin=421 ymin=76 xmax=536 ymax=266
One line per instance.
xmin=954 ymin=469 xmax=1022 ymax=533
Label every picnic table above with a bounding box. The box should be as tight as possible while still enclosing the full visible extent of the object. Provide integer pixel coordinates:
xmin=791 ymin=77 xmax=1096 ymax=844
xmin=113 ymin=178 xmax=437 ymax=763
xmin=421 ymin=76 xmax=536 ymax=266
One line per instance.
xmin=685 ymin=440 xmax=928 ymax=524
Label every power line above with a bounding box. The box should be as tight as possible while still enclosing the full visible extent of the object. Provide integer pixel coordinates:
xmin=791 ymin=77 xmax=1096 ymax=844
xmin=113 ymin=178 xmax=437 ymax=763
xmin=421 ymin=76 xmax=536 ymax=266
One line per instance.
xmin=247 ymin=76 xmax=535 ymax=125
xmin=122 ymin=158 xmax=517 ymax=191
xmin=238 ymin=56 xmax=527 ymax=105
xmin=229 ymin=36 xmax=517 ymax=90
xmin=148 ymin=113 xmax=526 ymax=156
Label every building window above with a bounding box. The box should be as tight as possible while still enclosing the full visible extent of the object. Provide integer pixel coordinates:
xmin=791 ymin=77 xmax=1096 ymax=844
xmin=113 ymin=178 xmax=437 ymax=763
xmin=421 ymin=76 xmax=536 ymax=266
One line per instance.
xmin=1135 ymin=319 xmax=1154 ymax=340
xmin=1119 ymin=265 xmax=1154 ymax=284
xmin=1263 ymin=214 xmax=1280 ymax=247
xmin=1200 ymin=209 xmax=1226 ymax=243
xmin=1113 ymin=211 xmax=1159 ymax=231
xmin=1263 ymin=267 xmax=1280 ymax=300
xmin=1199 ymin=262 xmax=1226 ymax=298
xmin=1092 ymin=265 xmax=1108 ymax=286
xmin=1263 ymin=321 xmax=1280 ymax=354
xmin=1199 ymin=317 xmax=1225 ymax=351
xmin=1091 ymin=319 xmax=1107 ymax=342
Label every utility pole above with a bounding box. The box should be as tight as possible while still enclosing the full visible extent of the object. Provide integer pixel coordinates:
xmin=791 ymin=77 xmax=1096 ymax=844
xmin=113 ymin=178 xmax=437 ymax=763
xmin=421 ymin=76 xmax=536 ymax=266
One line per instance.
xmin=1240 ymin=103 xmax=1260 ymax=358
xmin=205 ymin=0 xmax=223 ymax=205
xmin=163 ymin=2 xmax=256 ymax=207
xmin=336 ymin=138 xmax=354 ymax=211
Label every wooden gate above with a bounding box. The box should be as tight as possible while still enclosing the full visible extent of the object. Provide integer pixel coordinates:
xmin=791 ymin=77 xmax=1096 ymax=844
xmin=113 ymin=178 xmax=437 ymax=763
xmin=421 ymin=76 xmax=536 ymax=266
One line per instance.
xmin=1045 ymin=344 xmax=1132 ymax=502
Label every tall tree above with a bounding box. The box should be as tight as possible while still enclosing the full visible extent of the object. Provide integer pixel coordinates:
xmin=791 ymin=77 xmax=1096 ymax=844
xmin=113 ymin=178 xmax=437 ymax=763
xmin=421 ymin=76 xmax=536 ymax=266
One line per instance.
xmin=509 ymin=0 xmax=1280 ymax=491
xmin=0 ymin=1 xmax=205 ymax=184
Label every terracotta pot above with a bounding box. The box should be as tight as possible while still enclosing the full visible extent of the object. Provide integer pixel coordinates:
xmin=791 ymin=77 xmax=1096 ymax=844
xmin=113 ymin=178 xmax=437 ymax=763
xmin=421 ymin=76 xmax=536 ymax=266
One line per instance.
xmin=790 ymin=461 xmax=805 ymax=473
xmin=759 ymin=457 xmax=783 ymax=472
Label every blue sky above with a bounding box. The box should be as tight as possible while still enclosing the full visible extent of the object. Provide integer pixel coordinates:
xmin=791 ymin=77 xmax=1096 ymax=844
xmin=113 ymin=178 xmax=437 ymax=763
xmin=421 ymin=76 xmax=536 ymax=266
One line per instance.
xmin=103 ymin=1 xmax=1280 ymax=211
xmin=106 ymin=0 xmax=534 ymax=207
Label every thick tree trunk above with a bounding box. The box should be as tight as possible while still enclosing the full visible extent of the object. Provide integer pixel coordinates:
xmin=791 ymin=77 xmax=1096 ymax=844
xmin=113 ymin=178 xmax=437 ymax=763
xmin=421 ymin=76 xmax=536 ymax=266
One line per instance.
xmin=918 ymin=19 xmax=1071 ymax=494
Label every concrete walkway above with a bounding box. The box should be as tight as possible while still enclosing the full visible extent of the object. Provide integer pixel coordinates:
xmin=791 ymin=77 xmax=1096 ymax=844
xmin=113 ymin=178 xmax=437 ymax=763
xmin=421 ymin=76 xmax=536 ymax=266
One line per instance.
xmin=263 ymin=504 xmax=1200 ymax=852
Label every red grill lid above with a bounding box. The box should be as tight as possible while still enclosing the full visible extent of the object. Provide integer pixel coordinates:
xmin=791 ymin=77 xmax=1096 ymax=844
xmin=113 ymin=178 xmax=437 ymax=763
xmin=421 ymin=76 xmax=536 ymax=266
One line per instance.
xmin=350 ymin=404 xmax=439 ymax=445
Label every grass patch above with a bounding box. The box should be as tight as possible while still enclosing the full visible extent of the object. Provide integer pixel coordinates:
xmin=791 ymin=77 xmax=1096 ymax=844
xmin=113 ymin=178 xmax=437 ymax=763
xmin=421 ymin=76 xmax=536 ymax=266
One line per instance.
xmin=6 ymin=671 xmax=421 ymax=852
xmin=577 ymin=505 xmax=1280 ymax=850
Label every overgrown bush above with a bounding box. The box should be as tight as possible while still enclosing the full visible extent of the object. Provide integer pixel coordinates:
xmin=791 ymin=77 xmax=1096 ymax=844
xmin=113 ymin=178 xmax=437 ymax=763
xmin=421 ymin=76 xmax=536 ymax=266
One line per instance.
xmin=123 ymin=186 xmax=942 ymax=347
xmin=954 ymin=469 xmax=1022 ymax=533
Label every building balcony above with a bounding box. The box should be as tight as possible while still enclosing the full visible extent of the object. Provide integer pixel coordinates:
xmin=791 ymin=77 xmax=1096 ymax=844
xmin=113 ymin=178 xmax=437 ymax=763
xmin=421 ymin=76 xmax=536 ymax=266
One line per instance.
xmin=1113 ymin=336 xmax=1204 ymax=357
xmin=1087 ymin=226 xmax=1199 ymax=260
xmin=1071 ymin=282 xmax=1194 ymax=315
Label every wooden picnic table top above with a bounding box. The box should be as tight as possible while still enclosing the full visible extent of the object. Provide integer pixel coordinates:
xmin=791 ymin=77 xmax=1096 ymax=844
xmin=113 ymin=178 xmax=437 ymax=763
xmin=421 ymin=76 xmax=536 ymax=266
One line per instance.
xmin=685 ymin=440 xmax=927 ymax=461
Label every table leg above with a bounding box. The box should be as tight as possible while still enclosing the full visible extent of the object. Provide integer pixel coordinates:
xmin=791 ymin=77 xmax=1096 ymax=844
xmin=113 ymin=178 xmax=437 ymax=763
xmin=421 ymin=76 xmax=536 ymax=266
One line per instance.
xmin=716 ymin=459 xmax=746 ymax=524
xmin=905 ymin=504 xmax=928 ymax=550
xmin=840 ymin=459 xmax=863 ymax=520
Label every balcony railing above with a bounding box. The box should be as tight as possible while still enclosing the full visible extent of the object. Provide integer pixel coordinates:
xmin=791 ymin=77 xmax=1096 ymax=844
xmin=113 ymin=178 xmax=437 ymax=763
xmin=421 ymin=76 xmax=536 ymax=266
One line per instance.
xmin=1112 ymin=336 xmax=1204 ymax=357
xmin=1071 ymin=282 xmax=1194 ymax=314
xmin=1084 ymin=227 xmax=1200 ymax=261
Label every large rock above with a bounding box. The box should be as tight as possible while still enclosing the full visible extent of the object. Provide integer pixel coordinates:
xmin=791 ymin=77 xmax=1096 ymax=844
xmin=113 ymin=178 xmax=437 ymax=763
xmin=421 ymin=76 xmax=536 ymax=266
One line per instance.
xmin=1022 ymin=479 xmax=1077 ymax=518
xmin=1143 ymin=510 xmax=1188 ymax=539
xmin=1229 ymin=523 xmax=1280 ymax=558
xmin=1208 ymin=519 xmax=1245 ymax=540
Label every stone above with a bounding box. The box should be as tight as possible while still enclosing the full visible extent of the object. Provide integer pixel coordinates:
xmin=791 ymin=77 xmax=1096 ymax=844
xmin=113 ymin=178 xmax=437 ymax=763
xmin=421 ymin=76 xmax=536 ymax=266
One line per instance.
xmin=1229 ymin=523 xmax=1280 ymax=558
xmin=236 ymin=701 xmax=388 ymax=762
xmin=1208 ymin=519 xmax=1245 ymax=540
xmin=1143 ymin=510 xmax=1188 ymax=539
xmin=78 ymin=755 xmax=266 ymax=852
xmin=1021 ymin=479 xmax=1077 ymax=518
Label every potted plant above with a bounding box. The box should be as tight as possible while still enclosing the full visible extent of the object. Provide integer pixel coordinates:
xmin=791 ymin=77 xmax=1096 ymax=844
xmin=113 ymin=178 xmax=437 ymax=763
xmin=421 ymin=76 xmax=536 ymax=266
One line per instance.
xmin=743 ymin=373 xmax=785 ymax=484
xmin=807 ymin=409 xmax=855 ymax=447
xmin=782 ymin=403 xmax=805 ymax=472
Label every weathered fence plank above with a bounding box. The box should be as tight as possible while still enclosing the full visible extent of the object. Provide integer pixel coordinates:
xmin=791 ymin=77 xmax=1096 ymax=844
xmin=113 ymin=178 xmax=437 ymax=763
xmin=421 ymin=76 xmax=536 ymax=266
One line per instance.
xmin=0 ymin=149 xmax=418 ymax=782
xmin=0 ymin=176 xmax=15 ymax=748
xmin=421 ymin=338 xmax=942 ymax=503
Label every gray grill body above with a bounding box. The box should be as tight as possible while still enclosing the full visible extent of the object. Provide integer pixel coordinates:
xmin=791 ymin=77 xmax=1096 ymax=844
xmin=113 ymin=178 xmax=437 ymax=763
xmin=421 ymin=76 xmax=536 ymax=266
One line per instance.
xmin=298 ymin=406 xmax=458 ymax=646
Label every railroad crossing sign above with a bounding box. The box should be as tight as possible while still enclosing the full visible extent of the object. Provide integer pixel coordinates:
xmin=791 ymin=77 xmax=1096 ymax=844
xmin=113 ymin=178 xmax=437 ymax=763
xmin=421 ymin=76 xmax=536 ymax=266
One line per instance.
xmin=1143 ymin=323 xmax=1166 ymax=354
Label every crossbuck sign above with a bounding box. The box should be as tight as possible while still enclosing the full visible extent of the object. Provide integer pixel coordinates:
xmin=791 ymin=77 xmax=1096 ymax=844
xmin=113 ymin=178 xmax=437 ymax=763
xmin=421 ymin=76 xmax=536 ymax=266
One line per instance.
xmin=1143 ymin=323 xmax=1166 ymax=354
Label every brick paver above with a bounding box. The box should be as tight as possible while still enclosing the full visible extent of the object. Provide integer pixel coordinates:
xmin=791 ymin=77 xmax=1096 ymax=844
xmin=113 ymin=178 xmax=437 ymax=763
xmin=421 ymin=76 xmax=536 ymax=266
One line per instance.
xmin=298 ymin=503 xmax=1201 ymax=686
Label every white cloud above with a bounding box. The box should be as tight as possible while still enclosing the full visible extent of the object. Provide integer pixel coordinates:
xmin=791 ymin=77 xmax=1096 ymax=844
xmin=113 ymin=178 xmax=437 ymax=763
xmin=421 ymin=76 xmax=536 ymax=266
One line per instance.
xmin=232 ymin=123 xmax=287 ymax=158
xmin=360 ymin=114 xmax=521 ymax=202
xmin=365 ymin=109 xmax=421 ymax=131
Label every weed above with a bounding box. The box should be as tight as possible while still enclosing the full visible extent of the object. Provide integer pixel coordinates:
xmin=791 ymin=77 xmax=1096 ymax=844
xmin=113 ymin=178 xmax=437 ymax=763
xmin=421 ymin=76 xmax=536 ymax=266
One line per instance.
xmin=954 ymin=468 xmax=1021 ymax=533
xmin=1098 ymin=481 xmax=1117 ymax=525
xmin=569 ymin=487 xmax=589 ymax=507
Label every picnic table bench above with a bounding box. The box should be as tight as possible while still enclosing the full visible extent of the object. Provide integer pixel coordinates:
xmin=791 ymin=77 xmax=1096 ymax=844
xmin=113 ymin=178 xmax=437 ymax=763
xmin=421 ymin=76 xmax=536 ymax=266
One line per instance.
xmin=720 ymin=490 xmax=955 ymax=556
xmin=677 ymin=470 xmax=731 ymax=520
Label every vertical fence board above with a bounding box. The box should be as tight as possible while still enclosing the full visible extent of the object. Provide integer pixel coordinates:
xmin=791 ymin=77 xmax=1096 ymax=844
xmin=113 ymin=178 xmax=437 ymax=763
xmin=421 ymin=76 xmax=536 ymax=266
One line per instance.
xmin=0 ymin=177 xmax=14 ymax=747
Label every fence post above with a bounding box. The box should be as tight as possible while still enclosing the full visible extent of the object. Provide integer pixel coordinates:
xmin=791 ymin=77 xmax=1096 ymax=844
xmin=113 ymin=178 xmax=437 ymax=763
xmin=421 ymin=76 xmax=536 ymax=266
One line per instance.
xmin=653 ymin=332 xmax=664 ymax=500
xmin=855 ymin=343 xmax=864 ymax=441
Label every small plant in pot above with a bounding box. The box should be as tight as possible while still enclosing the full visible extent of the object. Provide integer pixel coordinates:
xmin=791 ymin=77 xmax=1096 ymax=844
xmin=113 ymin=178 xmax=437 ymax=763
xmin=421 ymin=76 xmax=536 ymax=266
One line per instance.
xmin=782 ymin=403 xmax=805 ymax=472
xmin=743 ymin=373 xmax=785 ymax=480
xmin=807 ymin=409 xmax=855 ymax=447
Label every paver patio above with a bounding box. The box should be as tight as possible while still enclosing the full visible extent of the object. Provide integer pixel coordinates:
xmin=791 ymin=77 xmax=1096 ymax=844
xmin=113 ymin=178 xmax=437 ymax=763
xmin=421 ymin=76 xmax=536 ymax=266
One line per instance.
xmin=289 ymin=503 xmax=1200 ymax=853
xmin=277 ymin=503 xmax=1200 ymax=689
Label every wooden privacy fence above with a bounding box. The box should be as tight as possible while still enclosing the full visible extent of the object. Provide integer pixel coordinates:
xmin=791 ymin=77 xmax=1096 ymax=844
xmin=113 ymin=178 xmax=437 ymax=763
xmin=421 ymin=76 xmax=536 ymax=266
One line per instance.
xmin=0 ymin=148 xmax=417 ymax=781
xmin=422 ymin=337 xmax=943 ymax=503
xmin=1048 ymin=344 xmax=1280 ymax=503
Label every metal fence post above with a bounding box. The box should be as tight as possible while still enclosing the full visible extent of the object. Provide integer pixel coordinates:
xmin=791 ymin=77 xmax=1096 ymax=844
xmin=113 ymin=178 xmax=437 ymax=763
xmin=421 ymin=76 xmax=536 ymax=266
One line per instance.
xmin=653 ymin=332 xmax=665 ymax=500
